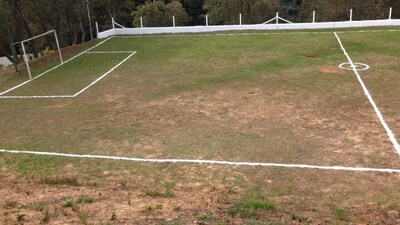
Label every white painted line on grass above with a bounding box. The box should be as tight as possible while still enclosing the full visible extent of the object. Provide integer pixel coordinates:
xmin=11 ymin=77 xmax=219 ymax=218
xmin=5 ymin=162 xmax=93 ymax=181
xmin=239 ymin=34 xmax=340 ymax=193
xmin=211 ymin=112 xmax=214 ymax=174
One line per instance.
xmin=73 ymin=52 xmax=137 ymax=97
xmin=1 ymin=149 xmax=400 ymax=173
xmin=0 ymin=37 xmax=114 ymax=97
xmin=334 ymin=32 xmax=400 ymax=155
xmin=0 ymin=95 xmax=75 ymax=99
xmin=85 ymin=51 xmax=136 ymax=54
xmin=0 ymin=52 xmax=136 ymax=99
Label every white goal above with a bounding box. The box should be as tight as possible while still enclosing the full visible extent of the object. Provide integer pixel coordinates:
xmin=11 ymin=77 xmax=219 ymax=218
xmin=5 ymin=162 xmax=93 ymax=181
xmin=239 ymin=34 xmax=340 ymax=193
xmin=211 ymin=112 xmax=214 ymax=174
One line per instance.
xmin=18 ymin=30 xmax=63 ymax=80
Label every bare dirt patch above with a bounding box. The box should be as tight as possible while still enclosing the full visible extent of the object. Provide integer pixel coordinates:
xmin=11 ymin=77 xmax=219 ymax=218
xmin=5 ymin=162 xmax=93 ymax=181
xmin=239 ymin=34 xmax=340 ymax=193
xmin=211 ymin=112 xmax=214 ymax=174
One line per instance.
xmin=319 ymin=65 xmax=340 ymax=74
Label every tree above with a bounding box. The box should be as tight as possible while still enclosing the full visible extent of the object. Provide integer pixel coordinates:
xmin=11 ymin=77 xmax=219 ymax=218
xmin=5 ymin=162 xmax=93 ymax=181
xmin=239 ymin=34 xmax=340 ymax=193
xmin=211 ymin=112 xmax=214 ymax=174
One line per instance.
xmin=132 ymin=1 xmax=189 ymax=27
xmin=182 ymin=0 xmax=207 ymax=25
xmin=91 ymin=0 xmax=135 ymax=27
xmin=204 ymin=0 xmax=277 ymax=25
xmin=278 ymin=0 xmax=302 ymax=22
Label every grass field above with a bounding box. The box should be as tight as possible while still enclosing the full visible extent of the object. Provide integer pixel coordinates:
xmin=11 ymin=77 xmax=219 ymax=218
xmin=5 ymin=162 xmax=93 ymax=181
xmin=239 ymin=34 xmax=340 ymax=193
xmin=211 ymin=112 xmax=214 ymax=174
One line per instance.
xmin=1 ymin=28 xmax=400 ymax=224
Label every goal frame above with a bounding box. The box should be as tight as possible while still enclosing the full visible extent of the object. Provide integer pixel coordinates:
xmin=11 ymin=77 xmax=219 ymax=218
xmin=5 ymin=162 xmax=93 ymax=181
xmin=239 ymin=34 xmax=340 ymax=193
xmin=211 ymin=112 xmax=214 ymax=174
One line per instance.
xmin=20 ymin=30 xmax=63 ymax=80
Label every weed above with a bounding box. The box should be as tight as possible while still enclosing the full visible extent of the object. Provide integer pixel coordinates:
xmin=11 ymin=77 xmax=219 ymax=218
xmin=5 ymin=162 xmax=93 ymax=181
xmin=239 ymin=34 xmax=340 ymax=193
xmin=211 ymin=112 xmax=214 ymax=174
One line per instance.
xmin=197 ymin=212 xmax=213 ymax=221
xmin=156 ymin=204 xmax=163 ymax=210
xmin=385 ymin=110 xmax=397 ymax=116
xmin=29 ymin=201 xmax=45 ymax=211
xmin=235 ymin=199 xmax=276 ymax=210
xmin=42 ymin=210 xmax=51 ymax=223
xmin=62 ymin=197 xmax=74 ymax=208
xmin=229 ymin=186 xmax=276 ymax=219
xmin=290 ymin=211 xmax=302 ymax=221
xmin=145 ymin=189 xmax=174 ymax=198
xmin=329 ymin=202 xmax=351 ymax=221
xmin=77 ymin=195 xmax=94 ymax=204
xmin=173 ymin=205 xmax=182 ymax=211
xmin=228 ymin=207 xmax=257 ymax=219
xmin=75 ymin=206 xmax=88 ymax=225
xmin=41 ymin=176 xmax=79 ymax=186
xmin=310 ymin=204 xmax=318 ymax=212
xmin=142 ymin=205 xmax=153 ymax=212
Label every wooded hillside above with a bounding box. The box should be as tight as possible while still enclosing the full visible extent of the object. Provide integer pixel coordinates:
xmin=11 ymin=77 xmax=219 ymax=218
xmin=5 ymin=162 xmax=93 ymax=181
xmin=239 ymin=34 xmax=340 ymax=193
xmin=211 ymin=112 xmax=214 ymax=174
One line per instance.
xmin=1 ymin=0 xmax=399 ymax=60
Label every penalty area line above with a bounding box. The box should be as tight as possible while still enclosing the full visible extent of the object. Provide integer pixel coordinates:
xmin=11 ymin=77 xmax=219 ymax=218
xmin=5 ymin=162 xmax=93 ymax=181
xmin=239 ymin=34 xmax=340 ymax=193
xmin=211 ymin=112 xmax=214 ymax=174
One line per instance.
xmin=0 ymin=95 xmax=75 ymax=99
xmin=85 ymin=51 xmax=136 ymax=54
xmin=1 ymin=149 xmax=400 ymax=173
xmin=0 ymin=51 xmax=136 ymax=99
xmin=334 ymin=32 xmax=400 ymax=155
xmin=73 ymin=51 xmax=137 ymax=97
xmin=0 ymin=37 xmax=114 ymax=97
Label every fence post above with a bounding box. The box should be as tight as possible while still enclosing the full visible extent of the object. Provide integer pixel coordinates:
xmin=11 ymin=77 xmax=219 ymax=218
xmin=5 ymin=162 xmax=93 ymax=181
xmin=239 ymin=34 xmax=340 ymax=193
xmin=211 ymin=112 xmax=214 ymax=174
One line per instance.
xmin=140 ymin=17 xmax=143 ymax=28
xmin=239 ymin=13 xmax=242 ymax=25
xmin=350 ymin=9 xmax=353 ymax=21
xmin=173 ymin=15 xmax=176 ymax=27
xmin=276 ymin=12 xmax=279 ymax=24
xmin=95 ymin=21 xmax=99 ymax=38
xmin=313 ymin=10 xmax=316 ymax=23
xmin=206 ymin=14 xmax=208 ymax=26
xmin=389 ymin=7 xmax=393 ymax=20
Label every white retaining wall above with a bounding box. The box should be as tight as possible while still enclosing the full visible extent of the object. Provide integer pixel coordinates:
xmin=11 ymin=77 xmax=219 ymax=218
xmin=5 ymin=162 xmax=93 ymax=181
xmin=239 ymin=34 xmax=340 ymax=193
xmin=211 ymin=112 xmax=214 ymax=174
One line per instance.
xmin=97 ymin=19 xmax=400 ymax=38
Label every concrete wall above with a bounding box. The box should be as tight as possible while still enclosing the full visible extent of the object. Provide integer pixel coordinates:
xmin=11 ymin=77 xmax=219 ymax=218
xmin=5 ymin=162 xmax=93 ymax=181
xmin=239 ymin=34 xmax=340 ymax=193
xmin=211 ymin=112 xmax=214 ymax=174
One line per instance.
xmin=98 ymin=19 xmax=400 ymax=38
xmin=0 ymin=57 xmax=12 ymax=67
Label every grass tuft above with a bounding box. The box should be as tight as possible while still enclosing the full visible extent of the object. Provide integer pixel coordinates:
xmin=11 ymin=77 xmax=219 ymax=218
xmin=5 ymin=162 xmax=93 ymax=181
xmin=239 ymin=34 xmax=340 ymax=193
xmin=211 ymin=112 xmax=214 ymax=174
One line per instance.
xmin=235 ymin=199 xmax=276 ymax=210
xmin=62 ymin=197 xmax=75 ymax=208
xmin=329 ymin=202 xmax=351 ymax=221
xmin=76 ymin=195 xmax=94 ymax=204
xmin=41 ymin=176 xmax=79 ymax=186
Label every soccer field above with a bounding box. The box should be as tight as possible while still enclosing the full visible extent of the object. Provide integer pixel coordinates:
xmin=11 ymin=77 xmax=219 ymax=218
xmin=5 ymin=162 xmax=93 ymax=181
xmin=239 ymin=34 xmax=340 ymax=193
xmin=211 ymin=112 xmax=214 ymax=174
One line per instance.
xmin=1 ymin=28 xmax=400 ymax=224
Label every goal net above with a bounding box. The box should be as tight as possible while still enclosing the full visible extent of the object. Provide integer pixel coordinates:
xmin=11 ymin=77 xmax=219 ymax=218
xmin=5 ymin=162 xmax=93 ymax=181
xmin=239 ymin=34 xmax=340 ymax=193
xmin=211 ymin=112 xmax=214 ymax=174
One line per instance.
xmin=17 ymin=30 xmax=63 ymax=80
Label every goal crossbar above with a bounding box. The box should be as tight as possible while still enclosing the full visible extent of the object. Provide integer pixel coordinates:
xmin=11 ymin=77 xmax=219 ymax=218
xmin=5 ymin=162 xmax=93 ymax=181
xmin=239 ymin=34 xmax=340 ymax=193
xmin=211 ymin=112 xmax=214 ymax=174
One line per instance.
xmin=20 ymin=30 xmax=63 ymax=80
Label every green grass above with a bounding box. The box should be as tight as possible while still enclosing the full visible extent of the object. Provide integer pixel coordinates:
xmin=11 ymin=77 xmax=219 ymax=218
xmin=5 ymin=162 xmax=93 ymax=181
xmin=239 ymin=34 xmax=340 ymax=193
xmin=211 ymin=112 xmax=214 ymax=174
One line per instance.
xmin=76 ymin=195 xmax=95 ymax=204
xmin=1 ymin=28 xmax=400 ymax=224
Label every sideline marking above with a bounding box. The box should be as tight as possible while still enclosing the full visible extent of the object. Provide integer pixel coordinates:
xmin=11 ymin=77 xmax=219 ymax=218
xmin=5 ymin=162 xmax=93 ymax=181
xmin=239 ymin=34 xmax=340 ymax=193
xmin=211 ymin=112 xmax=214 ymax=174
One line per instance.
xmin=334 ymin=32 xmax=400 ymax=155
xmin=0 ymin=37 xmax=114 ymax=97
xmin=1 ymin=149 xmax=400 ymax=173
xmin=339 ymin=62 xmax=370 ymax=71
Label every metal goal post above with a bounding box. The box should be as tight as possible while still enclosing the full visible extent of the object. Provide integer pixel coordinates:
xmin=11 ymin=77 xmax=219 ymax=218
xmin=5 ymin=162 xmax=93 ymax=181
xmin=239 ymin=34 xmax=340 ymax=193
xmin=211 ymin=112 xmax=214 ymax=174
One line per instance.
xmin=19 ymin=30 xmax=63 ymax=80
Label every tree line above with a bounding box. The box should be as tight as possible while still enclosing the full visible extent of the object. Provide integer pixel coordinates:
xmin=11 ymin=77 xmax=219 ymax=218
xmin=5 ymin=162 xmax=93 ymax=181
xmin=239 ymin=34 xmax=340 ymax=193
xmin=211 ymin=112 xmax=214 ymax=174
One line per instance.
xmin=1 ymin=0 xmax=399 ymax=60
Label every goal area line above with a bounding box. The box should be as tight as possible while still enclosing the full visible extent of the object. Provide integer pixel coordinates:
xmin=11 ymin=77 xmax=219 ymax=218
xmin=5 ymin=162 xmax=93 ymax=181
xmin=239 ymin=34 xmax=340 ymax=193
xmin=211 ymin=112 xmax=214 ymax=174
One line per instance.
xmin=0 ymin=37 xmax=136 ymax=99
xmin=1 ymin=149 xmax=400 ymax=173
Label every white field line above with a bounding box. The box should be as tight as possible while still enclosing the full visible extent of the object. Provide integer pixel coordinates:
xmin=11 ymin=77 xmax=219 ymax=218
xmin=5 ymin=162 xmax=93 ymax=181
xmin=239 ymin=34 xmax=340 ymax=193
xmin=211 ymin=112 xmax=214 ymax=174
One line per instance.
xmin=334 ymin=32 xmax=400 ymax=155
xmin=0 ymin=37 xmax=114 ymax=97
xmin=0 ymin=52 xmax=136 ymax=99
xmin=1 ymin=149 xmax=400 ymax=173
xmin=115 ymin=29 xmax=400 ymax=38
xmin=85 ymin=51 xmax=136 ymax=54
xmin=73 ymin=52 xmax=136 ymax=97
xmin=0 ymin=95 xmax=75 ymax=99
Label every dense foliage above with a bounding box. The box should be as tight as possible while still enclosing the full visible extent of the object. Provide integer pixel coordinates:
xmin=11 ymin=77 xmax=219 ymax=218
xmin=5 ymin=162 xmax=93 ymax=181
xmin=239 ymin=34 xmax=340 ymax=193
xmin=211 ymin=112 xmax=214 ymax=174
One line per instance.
xmin=0 ymin=0 xmax=399 ymax=60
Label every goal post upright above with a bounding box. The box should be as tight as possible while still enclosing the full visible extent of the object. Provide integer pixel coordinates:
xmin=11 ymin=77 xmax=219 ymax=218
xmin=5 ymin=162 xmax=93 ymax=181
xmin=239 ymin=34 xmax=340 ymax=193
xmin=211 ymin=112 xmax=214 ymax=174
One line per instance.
xmin=20 ymin=41 xmax=32 ymax=80
xmin=54 ymin=30 xmax=63 ymax=64
xmin=20 ymin=30 xmax=63 ymax=80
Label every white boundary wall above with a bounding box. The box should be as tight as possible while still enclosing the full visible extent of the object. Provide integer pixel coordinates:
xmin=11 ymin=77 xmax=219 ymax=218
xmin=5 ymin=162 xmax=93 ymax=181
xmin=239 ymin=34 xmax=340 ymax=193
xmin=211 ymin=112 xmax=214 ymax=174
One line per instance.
xmin=98 ymin=19 xmax=400 ymax=38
